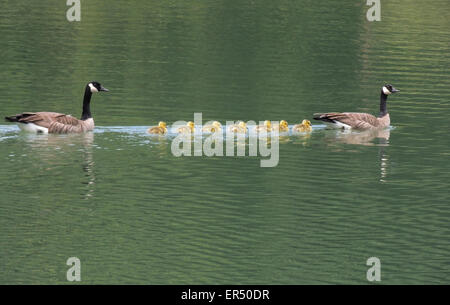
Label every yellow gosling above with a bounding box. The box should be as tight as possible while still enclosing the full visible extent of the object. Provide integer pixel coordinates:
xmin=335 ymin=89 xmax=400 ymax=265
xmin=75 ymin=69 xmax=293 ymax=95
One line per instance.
xmin=202 ymin=121 xmax=222 ymax=133
xmin=255 ymin=120 xmax=272 ymax=132
xmin=292 ymin=119 xmax=312 ymax=132
xmin=177 ymin=121 xmax=195 ymax=134
xmin=228 ymin=121 xmax=247 ymax=133
xmin=272 ymin=120 xmax=289 ymax=132
xmin=147 ymin=121 xmax=167 ymax=134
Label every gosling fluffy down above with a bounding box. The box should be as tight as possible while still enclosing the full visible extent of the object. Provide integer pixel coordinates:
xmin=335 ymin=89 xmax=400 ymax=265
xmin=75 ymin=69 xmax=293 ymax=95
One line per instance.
xmin=202 ymin=121 xmax=222 ymax=133
xmin=177 ymin=121 xmax=195 ymax=133
xmin=228 ymin=121 xmax=247 ymax=133
xmin=255 ymin=120 xmax=272 ymax=132
xmin=272 ymin=120 xmax=289 ymax=132
xmin=292 ymin=119 xmax=312 ymax=132
xmin=147 ymin=121 xmax=168 ymax=134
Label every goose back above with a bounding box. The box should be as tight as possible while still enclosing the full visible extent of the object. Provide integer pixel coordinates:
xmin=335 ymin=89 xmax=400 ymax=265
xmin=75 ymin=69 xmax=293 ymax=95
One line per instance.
xmin=8 ymin=112 xmax=95 ymax=133
xmin=313 ymin=112 xmax=390 ymax=130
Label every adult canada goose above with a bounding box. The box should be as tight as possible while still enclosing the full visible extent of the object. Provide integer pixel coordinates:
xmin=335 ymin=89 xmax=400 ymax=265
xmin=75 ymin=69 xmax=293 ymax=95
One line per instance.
xmin=228 ymin=121 xmax=247 ymax=133
xmin=147 ymin=121 xmax=168 ymax=134
xmin=313 ymin=84 xmax=400 ymax=130
xmin=272 ymin=120 xmax=289 ymax=132
xmin=5 ymin=81 xmax=109 ymax=134
xmin=255 ymin=120 xmax=272 ymax=132
xmin=177 ymin=121 xmax=195 ymax=133
xmin=202 ymin=121 xmax=222 ymax=133
xmin=292 ymin=119 xmax=312 ymax=132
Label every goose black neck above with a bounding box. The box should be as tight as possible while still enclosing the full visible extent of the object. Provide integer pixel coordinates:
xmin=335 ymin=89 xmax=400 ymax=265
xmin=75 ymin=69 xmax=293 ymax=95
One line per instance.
xmin=379 ymin=90 xmax=388 ymax=117
xmin=81 ymin=85 xmax=92 ymax=120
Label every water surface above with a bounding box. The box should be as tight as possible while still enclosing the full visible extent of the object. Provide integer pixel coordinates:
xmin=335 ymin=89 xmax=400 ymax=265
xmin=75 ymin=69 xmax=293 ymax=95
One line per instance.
xmin=0 ymin=0 xmax=449 ymax=284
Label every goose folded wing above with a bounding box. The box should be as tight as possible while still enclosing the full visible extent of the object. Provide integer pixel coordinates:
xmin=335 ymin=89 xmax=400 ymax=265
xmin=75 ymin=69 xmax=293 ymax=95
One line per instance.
xmin=18 ymin=112 xmax=80 ymax=127
xmin=52 ymin=114 xmax=82 ymax=126
xmin=318 ymin=112 xmax=379 ymax=129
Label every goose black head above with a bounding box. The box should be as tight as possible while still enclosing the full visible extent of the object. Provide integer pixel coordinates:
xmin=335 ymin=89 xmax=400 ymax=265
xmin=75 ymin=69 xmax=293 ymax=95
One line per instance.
xmin=88 ymin=81 xmax=109 ymax=93
xmin=382 ymin=84 xmax=400 ymax=95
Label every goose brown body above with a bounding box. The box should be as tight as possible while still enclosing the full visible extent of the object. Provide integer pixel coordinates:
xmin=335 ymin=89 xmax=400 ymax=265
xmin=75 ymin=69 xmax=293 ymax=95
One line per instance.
xmin=6 ymin=112 xmax=95 ymax=133
xmin=5 ymin=81 xmax=108 ymax=134
xmin=313 ymin=84 xmax=399 ymax=130
xmin=313 ymin=112 xmax=390 ymax=130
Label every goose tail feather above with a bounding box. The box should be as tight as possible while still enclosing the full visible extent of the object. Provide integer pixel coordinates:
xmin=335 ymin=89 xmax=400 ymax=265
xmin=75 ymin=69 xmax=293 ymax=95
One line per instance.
xmin=5 ymin=113 xmax=35 ymax=123
xmin=5 ymin=116 xmax=17 ymax=122
xmin=313 ymin=113 xmax=336 ymax=123
xmin=5 ymin=115 xmax=22 ymax=123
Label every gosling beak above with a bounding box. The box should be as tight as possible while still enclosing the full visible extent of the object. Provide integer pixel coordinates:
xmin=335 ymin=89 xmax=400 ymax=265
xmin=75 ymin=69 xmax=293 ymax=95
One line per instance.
xmin=100 ymin=86 xmax=109 ymax=92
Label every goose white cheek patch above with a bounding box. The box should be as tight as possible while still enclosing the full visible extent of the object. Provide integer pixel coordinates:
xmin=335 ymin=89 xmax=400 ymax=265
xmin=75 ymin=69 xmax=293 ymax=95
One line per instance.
xmin=382 ymin=86 xmax=391 ymax=95
xmin=89 ymin=83 xmax=98 ymax=93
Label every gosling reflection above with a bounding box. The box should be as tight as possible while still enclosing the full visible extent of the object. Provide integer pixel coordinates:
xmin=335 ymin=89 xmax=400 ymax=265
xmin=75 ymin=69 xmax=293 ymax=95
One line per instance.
xmin=148 ymin=136 xmax=171 ymax=157
xmin=291 ymin=131 xmax=311 ymax=146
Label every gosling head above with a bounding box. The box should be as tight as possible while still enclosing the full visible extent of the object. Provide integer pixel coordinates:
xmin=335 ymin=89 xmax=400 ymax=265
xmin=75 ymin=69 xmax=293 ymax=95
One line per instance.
xmin=187 ymin=121 xmax=195 ymax=130
xmin=238 ymin=121 xmax=247 ymax=128
xmin=382 ymin=84 xmax=400 ymax=96
xmin=88 ymin=81 xmax=109 ymax=93
xmin=158 ymin=121 xmax=167 ymax=129
xmin=280 ymin=120 xmax=288 ymax=128
xmin=210 ymin=121 xmax=222 ymax=132
xmin=302 ymin=119 xmax=311 ymax=126
xmin=264 ymin=120 xmax=272 ymax=128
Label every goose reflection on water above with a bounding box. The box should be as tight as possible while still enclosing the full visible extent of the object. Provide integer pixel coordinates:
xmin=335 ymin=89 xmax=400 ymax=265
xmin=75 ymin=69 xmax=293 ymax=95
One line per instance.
xmin=323 ymin=128 xmax=391 ymax=182
xmin=325 ymin=128 xmax=390 ymax=146
xmin=5 ymin=125 xmax=392 ymax=184
xmin=379 ymin=150 xmax=389 ymax=183
xmin=22 ymin=132 xmax=96 ymax=200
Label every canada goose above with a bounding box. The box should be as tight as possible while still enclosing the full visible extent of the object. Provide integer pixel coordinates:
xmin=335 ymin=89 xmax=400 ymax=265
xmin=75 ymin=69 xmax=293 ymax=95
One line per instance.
xmin=313 ymin=84 xmax=400 ymax=130
xmin=177 ymin=121 xmax=195 ymax=133
xmin=292 ymin=119 xmax=312 ymax=132
xmin=255 ymin=120 xmax=272 ymax=132
xmin=5 ymin=81 xmax=109 ymax=134
xmin=228 ymin=121 xmax=247 ymax=133
xmin=272 ymin=120 xmax=289 ymax=132
xmin=147 ymin=121 xmax=168 ymax=134
xmin=202 ymin=121 xmax=222 ymax=133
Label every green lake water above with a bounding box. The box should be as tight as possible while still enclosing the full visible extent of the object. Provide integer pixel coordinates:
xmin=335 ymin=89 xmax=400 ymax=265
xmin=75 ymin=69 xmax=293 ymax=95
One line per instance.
xmin=0 ymin=1 xmax=449 ymax=284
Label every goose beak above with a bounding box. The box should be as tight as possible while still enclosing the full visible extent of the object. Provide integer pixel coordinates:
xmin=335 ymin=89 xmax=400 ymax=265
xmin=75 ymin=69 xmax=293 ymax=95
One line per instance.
xmin=100 ymin=86 xmax=109 ymax=92
xmin=391 ymin=87 xmax=400 ymax=93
